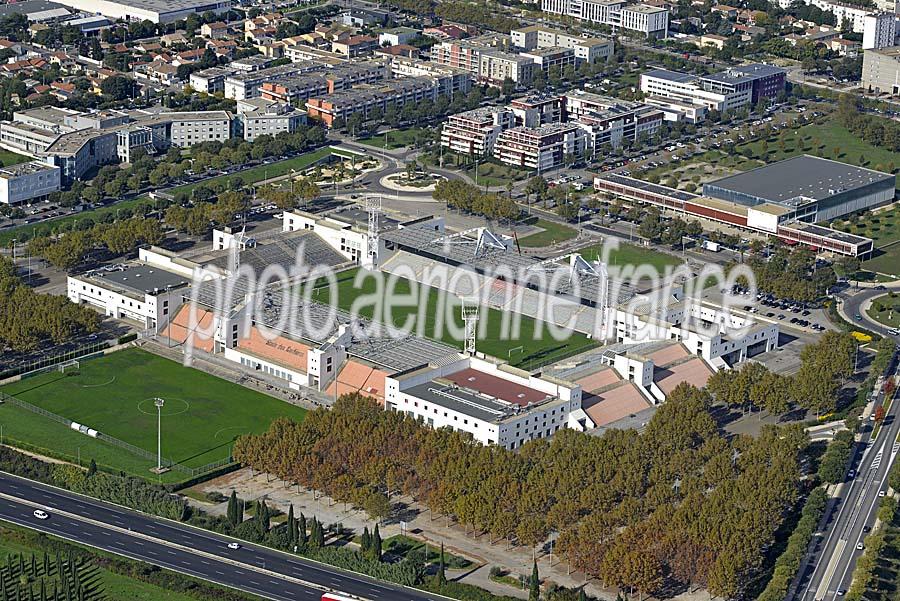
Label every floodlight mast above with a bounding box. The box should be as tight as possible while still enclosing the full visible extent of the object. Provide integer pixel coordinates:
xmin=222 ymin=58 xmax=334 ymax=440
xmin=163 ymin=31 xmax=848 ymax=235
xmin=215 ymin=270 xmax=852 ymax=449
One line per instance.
xmin=154 ymin=397 xmax=165 ymax=472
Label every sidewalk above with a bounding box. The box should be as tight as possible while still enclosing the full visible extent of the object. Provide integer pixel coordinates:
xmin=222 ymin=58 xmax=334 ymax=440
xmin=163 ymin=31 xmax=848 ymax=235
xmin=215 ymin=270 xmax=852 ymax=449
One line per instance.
xmin=188 ymin=468 xmax=708 ymax=601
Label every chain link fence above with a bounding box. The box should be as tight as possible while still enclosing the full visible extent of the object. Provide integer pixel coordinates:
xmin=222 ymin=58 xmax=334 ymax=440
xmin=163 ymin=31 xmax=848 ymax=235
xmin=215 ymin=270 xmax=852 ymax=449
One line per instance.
xmin=0 ymin=341 xmax=110 ymax=381
xmin=0 ymin=390 xmax=234 ymax=478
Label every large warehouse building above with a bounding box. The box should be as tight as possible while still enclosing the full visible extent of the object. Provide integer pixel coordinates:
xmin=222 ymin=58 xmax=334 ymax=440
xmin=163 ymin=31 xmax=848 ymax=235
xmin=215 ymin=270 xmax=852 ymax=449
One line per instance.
xmin=702 ymin=155 xmax=895 ymax=222
xmin=595 ymin=155 xmax=892 ymax=256
xmin=49 ymin=0 xmax=231 ymax=23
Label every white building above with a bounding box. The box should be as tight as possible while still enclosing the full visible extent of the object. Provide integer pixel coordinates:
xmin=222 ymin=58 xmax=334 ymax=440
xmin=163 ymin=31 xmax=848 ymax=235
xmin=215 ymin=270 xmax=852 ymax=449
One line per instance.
xmin=49 ymin=0 xmax=232 ymax=23
xmin=541 ymin=0 xmax=669 ymax=38
xmin=66 ymin=249 xmax=192 ymax=329
xmin=440 ymin=107 xmax=516 ymax=156
xmin=282 ymin=209 xmax=370 ymax=265
xmin=236 ymin=98 xmax=307 ymax=142
xmin=385 ymin=355 xmax=587 ymax=450
xmin=863 ymin=12 xmax=897 ymax=49
xmin=510 ymin=25 xmax=614 ymax=64
xmin=565 ymin=91 xmax=665 ymax=150
xmin=493 ymin=123 xmax=586 ymax=171
xmin=0 ymin=161 xmax=60 ymax=205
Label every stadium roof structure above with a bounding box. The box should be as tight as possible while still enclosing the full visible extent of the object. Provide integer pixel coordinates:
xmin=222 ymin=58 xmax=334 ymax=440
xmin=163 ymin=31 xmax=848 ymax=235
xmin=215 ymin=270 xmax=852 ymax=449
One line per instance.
xmin=203 ymin=228 xmax=347 ymax=274
xmin=704 ymin=155 xmax=895 ymax=205
xmin=381 ymin=226 xmax=636 ymax=306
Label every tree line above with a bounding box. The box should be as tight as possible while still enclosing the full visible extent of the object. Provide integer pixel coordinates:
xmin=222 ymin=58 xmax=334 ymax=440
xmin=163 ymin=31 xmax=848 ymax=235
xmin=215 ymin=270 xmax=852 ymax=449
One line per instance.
xmin=707 ymin=331 xmax=859 ymax=418
xmin=433 ymin=180 xmax=520 ymax=223
xmin=742 ymin=245 xmax=836 ymax=303
xmin=233 ymin=388 xmax=807 ymax=599
xmin=837 ymin=93 xmax=900 ymax=153
xmin=27 ymin=217 xmax=163 ymax=271
xmin=0 ymin=256 xmax=98 ymax=352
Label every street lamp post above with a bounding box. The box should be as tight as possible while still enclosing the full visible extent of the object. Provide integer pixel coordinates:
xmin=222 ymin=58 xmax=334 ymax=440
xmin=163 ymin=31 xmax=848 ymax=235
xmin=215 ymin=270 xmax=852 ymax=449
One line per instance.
xmin=154 ymin=397 xmax=165 ymax=472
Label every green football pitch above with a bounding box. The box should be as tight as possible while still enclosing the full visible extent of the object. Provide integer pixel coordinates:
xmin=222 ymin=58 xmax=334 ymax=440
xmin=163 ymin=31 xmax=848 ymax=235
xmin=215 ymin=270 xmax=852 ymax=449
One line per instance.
xmin=308 ymin=268 xmax=597 ymax=369
xmin=0 ymin=349 xmax=306 ymax=482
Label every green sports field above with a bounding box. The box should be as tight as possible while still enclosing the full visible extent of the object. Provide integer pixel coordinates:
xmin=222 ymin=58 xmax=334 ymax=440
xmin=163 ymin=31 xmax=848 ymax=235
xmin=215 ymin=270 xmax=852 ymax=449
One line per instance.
xmin=309 ymin=268 xmax=596 ymax=368
xmin=0 ymin=349 xmax=305 ymax=482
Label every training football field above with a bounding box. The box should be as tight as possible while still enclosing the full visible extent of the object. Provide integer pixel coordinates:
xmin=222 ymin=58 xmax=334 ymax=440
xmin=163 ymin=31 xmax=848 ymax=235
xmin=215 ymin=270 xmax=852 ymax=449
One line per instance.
xmin=0 ymin=348 xmax=306 ymax=482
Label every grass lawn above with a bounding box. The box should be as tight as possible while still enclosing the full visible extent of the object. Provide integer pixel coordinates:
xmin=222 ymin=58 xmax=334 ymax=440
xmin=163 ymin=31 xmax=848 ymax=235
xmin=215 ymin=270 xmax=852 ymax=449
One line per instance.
xmin=0 ymin=196 xmax=151 ymax=246
xmin=735 ymin=121 xmax=900 ymax=185
xmin=518 ymin=219 xmax=578 ymax=248
xmin=868 ymin=293 xmax=900 ymax=328
xmin=309 ymin=268 xmax=596 ymax=369
xmin=356 ymin=128 xmax=430 ymax=150
xmin=170 ymin=148 xmax=333 ymax=196
xmin=862 ymin=246 xmax=900 ymax=279
xmin=578 ymin=241 xmax=684 ymax=276
xmin=382 ymin=535 xmax=473 ymax=569
xmin=831 ymin=204 xmax=900 ymax=248
xmin=0 ymin=348 xmax=306 ymax=482
xmin=0 ymin=149 xmax=29 ymax=168
xmin=462 ymin=159 xmax=532 ymax=188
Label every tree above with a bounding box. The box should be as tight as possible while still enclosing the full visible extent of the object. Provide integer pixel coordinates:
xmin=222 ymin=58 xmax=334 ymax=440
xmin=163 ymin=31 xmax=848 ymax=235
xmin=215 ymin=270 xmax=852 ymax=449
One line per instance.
xmin=86 ymin=459 xmax=97 ymax=477
xmin=529 ymin=560 xmax=540 ymax=601
xmin=287 ymin=503 xmax=295 ymax=545
xmin=100 ymin=75 xmax=133 ymax=101
xmin=227 ymin=490 xmax=240 ymax=526
xmin=437 ymin=543 xmax=447 ymax=585
xmin=299 ymin=513 xmax=308 ymax=548
xmin=371 ymin=524 xmax=382 ymax=562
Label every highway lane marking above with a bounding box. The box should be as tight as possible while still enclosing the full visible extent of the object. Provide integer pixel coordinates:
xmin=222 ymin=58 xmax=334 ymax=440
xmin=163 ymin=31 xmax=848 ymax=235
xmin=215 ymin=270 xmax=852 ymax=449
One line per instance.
xmin=0 ymin=483 xmax=442 ymax=601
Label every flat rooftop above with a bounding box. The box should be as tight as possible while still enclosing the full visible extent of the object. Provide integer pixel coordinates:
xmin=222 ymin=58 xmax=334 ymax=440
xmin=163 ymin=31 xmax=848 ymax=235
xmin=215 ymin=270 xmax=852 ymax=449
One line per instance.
xmin=642 ymin=68 xmax=697 ymax=83
xmin=704 ymin=155 xmax=895 ymax=205
xmin=88 ymin=264 xmax=189 ymax=296
xmin=444 ymin=368 xmax=548 ymax=407
xmin=0 ymin=161 xmax=57 ymax=178
xmin=58 ymin=0 xmax=231 ymax=14
xmin=405 ymin=380 xmax=517 ymax=423
xmin=0 ymin=0 xmax=68 ymax=16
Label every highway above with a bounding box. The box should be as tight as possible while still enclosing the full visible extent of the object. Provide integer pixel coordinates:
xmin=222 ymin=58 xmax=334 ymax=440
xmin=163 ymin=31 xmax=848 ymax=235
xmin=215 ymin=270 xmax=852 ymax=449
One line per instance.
xmin=0 ymin=472 xmax=444 ymax=601
xmin=794 ymin=361 xmax=900 ymax=601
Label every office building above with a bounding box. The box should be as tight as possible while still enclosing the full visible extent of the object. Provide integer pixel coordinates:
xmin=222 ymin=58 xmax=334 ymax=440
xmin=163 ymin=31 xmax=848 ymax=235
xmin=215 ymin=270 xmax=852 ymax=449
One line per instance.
xmin=0 ymin=161 xmax=60 ymax=205
xmin=49 ymin=0 xmax=231 ymax=23
xmin=237 ymin=98 xmax=307 ymax=142
xmin=510 ymin=25 xmax=614 ymax=64
xmin=541 ymin=0 xmax=669 ymax=38
xmin=863 ymin=45 xmax=900 ymax=93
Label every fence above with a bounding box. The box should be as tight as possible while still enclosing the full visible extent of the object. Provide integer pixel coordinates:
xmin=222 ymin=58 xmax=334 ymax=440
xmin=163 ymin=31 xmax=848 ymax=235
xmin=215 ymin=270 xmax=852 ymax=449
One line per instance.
xmin=0 ymin=391 xmax=234 ymax=478
xmin=0 ymin=341 xmax=111 ymax=381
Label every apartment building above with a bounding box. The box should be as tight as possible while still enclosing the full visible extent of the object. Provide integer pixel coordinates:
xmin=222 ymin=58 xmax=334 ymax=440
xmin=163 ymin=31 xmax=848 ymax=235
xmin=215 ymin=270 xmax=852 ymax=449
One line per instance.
xmin=493 ymin=123 xmax=586 ymax=171
xmin=478 ymin=50 xmax=536 ymax=86
xmin=165 ymin=111 xmax=232 ymax=147
xmin=510 ymin=95 xmax=565 ymax=127
xmin=387 ymin=57 xmax=473 ymax=96
xmin=777 ymin=0 xmax=871 ymax=32
xmin=565 ymin=91 xmax=664 ymax=149
xmin=440 ymin=107 xmax=516 ymax=156
xmin=305 ymin=77 xmax=441 ymax=127
xmin=259 ymin=75 xmax=330 ymax=104
xmin=224 ymin=63 xmax=321 ymax=100
xmin=0 ymin=161 xmax=61 ymax=205
xmin=510 ymin=25 xmax=614 ymax=64
xmin=541 ymin=0 xmax=669 ymax=38
xmin=863 ymin=45 xmax=900 ymax=94
xmin=189 ymin=67 xmax=234 ymax=94
xmin=863 ymin=12 xmax=896 ymax=49
xmin=237 ymin=98 xmax=307 ymax=142
xmin=521 ymin=47 xmax=576 ymax=74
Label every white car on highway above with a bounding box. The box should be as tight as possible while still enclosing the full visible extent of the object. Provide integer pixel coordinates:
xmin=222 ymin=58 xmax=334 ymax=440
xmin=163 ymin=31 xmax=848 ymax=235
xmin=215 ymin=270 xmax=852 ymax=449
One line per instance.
xmin=227 ymin=542 xmax=241 ymax=550
xmin=32 ymin=510 xmax=49 ymax=520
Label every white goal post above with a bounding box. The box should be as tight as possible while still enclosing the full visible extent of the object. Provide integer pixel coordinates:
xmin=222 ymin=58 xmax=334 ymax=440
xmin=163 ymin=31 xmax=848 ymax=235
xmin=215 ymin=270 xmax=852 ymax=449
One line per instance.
xmin=58 ymin=360 xmax=80 ymax=373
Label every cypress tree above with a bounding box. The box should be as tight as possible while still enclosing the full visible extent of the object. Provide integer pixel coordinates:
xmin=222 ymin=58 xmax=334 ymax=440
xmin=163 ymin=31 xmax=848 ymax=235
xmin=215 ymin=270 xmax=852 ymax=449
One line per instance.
xmin=578 ymin=589 xmax=587 ymax=601
xmin=261 ymin=502 xmax=270 ymax=533
xmin=371 ymin=524 xmax=382 ymax=562
xmin=529 ymin=560 xmax=540 ymax=601
xmin=29 ymin=555 xmax=34 ymax=578
xmin=316 ymin=520 xmax=325 ymax=547
xmin=86 ymin=460 xmax=96 ymax=477
xmin=437 ymin=543 xmax=446 ymax=585
xmin=308 ymin=518 xmax=319 ymax=548
xmin=360 ymin=527 xmax=371 ymax=556
xmin=287 ymin=505 xmax=295 ymax=545
xmin=39 ymin=581 xmax=44 ymax=601
xmin=298 ymin=513 xmax=308 ymax=547
xmin=227 ymin=491 xmax=238 ymax=526
xmin=41 ymin=554 xmax=48 ymax=577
